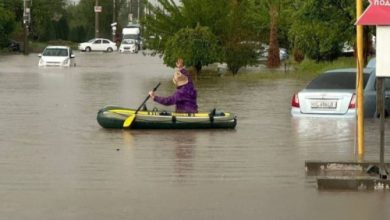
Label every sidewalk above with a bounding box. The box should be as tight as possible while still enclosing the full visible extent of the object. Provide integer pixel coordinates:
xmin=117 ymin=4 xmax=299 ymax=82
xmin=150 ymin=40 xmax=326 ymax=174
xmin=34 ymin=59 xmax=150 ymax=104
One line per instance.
xmin=305 ymin=160 xmax=390 ymax=190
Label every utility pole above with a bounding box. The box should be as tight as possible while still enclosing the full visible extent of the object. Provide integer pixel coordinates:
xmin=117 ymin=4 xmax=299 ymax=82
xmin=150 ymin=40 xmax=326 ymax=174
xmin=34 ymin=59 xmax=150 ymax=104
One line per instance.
xmin=113 ymin=0 xmax=116 ymax=24
xmin=356 ymin=0 xmax=364 ymax=160
xmin=137 ymin=0 xmax=140 ymax=23
xmin=95 ymin=0 xmax=99 ymax=38
xmin=112 ymin=0 xmax=117 ymax=42
xmin=23 ymin=0 xmax=31 ymax=55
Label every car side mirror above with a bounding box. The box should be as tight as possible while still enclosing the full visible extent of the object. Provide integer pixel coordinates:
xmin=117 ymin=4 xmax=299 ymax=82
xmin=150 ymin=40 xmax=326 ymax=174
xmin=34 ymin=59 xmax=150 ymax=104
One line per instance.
xmin=70 ymin=54 xmax=75 ymax=58
xmin=38 ymin=54 xmax=42 ymax=57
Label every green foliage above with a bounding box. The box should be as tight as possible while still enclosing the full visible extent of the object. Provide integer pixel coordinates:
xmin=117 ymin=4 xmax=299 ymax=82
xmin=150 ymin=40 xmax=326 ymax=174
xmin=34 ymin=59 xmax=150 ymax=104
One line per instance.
xmin=142 ymin=0 xmax=186 ymax=53
xmin=225 ymin=42 xmax=256 ymax=75
xmin=222 ymin=0 xmax=259 ymax=74
xmin=289 ymin=0 xmax=356 ymax=62
xmin=143 ymin=0 xmax=260 ymax=74
xmin=164 ymin=25 xmax=220 ymax=73
xmin=67 ymin=0 xmax=126 ymax=41
xmin=30 ymin=0 xmax=68 ymax=41
xmin=254 ymin=0 xmax=295 ymax=49
xmin=0 ymin=6 xmax=15 ymax=48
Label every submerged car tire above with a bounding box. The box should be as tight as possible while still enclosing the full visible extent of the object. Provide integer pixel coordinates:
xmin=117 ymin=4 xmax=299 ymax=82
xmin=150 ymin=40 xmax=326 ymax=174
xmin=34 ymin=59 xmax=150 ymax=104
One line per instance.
xmin=85 ymin=47 xmax=91 ymax=52
xmin=107 ymin=47 xmax=113 ymax=52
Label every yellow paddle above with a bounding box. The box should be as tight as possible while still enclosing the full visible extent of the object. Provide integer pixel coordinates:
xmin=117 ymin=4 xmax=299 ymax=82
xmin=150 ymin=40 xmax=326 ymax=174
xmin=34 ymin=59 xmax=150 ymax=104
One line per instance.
xmin=123 ymin=82 xmax=161 ymax=128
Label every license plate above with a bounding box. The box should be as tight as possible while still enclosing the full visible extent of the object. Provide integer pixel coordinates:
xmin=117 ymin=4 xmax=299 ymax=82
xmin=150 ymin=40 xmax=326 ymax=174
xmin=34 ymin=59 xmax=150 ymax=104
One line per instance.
xmin=311 ymin=100 xmax=337 ymax=109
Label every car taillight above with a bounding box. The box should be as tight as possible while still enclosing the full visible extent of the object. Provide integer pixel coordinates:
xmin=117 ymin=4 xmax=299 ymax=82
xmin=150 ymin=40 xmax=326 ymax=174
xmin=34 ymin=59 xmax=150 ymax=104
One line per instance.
xmin=349 ymin=94 xmax=356 ymax=109
xmin=291 ymin=94 xmax=300 ymax=107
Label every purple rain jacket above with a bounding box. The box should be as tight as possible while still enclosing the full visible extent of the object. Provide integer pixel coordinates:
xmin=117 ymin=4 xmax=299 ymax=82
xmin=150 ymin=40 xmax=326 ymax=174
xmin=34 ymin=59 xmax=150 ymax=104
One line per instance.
xmin=153 ymin=68 xmax=198 ymax=113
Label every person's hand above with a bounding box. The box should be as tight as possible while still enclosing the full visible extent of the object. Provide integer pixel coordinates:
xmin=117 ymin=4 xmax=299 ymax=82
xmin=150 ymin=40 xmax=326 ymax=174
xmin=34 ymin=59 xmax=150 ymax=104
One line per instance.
xmin=148 ymin=91 xmax=155 ymax=99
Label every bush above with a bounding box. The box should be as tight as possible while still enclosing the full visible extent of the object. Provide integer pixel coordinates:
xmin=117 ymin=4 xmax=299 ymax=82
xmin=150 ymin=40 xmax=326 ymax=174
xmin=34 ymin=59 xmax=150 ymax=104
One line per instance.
xmin=293 ymin=48 xmax=304 ymax=63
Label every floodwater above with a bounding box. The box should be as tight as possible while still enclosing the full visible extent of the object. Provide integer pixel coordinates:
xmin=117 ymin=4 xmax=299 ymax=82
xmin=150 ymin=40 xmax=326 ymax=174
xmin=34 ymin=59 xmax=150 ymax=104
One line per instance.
xmin=1 ymin=52 xmax=390 ymax=220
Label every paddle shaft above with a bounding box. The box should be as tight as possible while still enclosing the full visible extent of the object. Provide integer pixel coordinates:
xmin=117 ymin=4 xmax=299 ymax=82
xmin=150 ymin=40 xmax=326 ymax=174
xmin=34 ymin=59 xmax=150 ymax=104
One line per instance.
xmin=135 ymin=82 xmax=161 ymax=114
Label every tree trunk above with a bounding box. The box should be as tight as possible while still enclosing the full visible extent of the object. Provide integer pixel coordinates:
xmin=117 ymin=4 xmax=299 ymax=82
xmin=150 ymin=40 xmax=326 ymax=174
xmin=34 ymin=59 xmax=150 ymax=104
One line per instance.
xmin=267 ymin=5 xmax=280 ymax=68
xmin=194 ymin=61 xmax=202 ymax=75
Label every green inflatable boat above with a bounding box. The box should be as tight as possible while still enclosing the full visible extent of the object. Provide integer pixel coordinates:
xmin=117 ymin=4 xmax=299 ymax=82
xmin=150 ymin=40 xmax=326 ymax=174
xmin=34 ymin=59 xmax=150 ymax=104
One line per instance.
xmin=97 ymin=105 xmax=237 ymax=129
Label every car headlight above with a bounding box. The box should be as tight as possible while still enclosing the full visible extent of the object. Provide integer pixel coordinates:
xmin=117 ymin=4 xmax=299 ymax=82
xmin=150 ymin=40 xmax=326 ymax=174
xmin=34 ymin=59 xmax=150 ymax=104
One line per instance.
xmin=62 ymin=58 xmax=69 ymax=65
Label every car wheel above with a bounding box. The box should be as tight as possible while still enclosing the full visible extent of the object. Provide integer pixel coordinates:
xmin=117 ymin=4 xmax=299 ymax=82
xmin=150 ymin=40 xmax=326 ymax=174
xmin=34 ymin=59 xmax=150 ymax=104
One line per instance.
xmin=85 ymin=47 xmax=91 ymax=52
xmin=107 ymin=47 xmax=113 ymax=52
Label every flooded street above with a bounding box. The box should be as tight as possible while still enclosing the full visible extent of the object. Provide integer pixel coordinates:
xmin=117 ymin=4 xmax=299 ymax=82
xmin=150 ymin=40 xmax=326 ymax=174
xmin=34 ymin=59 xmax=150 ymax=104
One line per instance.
xmin=1 ymin=52 xmax=390 ymax=220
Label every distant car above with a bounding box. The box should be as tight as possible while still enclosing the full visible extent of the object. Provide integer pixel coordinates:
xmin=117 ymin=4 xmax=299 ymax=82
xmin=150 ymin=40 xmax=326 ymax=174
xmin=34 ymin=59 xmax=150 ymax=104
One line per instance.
xmin=291 ymin=68 xmax=390 ymax=118
xmin=38 ymin=46 xmax=76 ymax=67
xmin=341 ymin=42 xmax=354 ymax=56
xmin=78 ymin=38 xmax=117 ymax=52
xmin=8 ymin=40 xmax=21 ymax=52
xmin=119 ymin=39 xmax=138 ymax=53
xmin=258 ymin=44 xmax=288 ymax=61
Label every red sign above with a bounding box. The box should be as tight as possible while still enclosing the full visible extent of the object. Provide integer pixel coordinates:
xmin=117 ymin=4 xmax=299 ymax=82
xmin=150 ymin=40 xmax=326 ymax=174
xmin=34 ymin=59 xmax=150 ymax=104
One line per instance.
xmin=356 ymin=0 xmax=390 ymax=25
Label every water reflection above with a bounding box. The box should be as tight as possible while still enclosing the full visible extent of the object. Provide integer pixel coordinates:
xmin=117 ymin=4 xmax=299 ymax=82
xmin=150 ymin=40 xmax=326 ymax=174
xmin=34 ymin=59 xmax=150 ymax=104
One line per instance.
xmin=291 ymin=117 xmax=357 ymax=160
xmin=173 ymin=133 xmax=195 ymax=181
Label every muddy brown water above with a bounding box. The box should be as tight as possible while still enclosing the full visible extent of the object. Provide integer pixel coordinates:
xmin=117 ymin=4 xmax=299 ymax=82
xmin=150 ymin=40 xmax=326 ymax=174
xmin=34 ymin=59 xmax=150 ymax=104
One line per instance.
xmin=1 ymin=52 xmax=390 ymax=220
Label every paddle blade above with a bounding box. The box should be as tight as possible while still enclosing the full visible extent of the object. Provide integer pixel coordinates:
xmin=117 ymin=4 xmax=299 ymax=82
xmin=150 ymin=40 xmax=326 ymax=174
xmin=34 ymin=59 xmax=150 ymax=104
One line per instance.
xmin=123 ymin=114 xmax=136 ymax=128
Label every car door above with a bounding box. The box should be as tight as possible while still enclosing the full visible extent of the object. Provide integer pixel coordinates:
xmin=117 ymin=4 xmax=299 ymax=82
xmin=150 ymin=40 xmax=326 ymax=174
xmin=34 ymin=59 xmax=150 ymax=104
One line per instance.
xmin=364 ymin=76 xmax=390 ymax=117
xmin=102 ymin=39 xmax=110 ymax=51
xmin=92 ymin=39 xmax=102 ymax=51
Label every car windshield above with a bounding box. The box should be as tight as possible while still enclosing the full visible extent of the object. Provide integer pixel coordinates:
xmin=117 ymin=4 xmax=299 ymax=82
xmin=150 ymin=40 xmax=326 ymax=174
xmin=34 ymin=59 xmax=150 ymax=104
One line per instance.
xmin=42 ymin=48 xmax=68 ymax=56
xmin=306 ymin=72 xmax=370 ymax=90
xmin=88 ymin=39 xmax=96 ymax=43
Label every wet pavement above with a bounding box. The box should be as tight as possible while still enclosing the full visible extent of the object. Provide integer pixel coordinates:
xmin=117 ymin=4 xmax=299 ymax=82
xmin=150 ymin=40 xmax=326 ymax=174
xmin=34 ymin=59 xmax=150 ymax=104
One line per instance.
xmin=1 ymin=52 xmax=390 ymax=220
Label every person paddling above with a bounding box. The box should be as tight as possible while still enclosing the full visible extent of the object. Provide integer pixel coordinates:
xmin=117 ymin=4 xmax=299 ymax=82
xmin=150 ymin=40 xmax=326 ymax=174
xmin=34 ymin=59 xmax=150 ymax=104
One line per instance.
xmin=149 ymin=58 xmax=198 ymax=113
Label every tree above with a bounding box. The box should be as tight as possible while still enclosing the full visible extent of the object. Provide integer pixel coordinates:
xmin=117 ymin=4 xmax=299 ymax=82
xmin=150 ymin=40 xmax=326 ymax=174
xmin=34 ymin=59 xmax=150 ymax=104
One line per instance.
xmin=289 ymin=0 xmax=361 ymax=62
xmin=0 ymin=6 xmax=15 ymax=48
xmin=254 ymin=0 xmax=294 ymax=67
xmin=30 ymin=0 xmax=68 ymax=41
xmin=222 ymin=0 xmax=259 ymax=74
xmin=142 ymin=0 xmax=260 ymax=75
xmin=69 ymin=0 xmax=126 ymax=41
xmin=164 ymin=25 xmax=220 ymax=74
xmin=267 ymin=4 xmax=280 ymax=68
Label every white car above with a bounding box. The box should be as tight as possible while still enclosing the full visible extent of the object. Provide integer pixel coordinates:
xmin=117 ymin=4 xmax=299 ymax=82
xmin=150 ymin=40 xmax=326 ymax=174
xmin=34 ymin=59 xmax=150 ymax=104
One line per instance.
xmin=78 ymin=38 xmax=117 ymax=52
xmin=38 ymin=46 xmax=76 ymax=67
xmin=258 ymin=44 xmax=288 ymax=61
xmin=119 ymin=39 xmax=138 ymax=53
xmin=290 ymin=68 xmax=383 ymax=118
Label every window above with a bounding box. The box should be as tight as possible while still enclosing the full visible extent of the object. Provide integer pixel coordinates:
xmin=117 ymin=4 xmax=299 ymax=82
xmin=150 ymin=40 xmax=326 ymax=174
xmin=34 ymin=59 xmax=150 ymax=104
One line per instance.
xmin=307 ymin=72 xmax=370 ymax=90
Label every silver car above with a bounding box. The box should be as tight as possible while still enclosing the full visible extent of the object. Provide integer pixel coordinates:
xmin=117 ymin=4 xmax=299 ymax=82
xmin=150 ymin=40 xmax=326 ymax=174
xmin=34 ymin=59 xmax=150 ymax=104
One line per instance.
xmin=291 ymin=68 xmax=390 ymax=118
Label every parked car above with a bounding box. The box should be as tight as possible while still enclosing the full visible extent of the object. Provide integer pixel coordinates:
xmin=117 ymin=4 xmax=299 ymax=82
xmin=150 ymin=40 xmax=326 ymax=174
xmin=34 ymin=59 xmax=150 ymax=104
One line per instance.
xmin=78 ymin=38 xmax=117 ymax=52
xmin=258 ymin=44 xmax=288 ymax=61
xmin=366 ymin=57 xmax=376 ymax=69
xmin=291 ymin=68 xmax=390 ymax=118
xmin=7 ymin=40 xmax=21 ymax=52
xmin=119 ymin=39 xmax=138 ymax=53
xmin=38 ymin=46 xmax=76 ymax=67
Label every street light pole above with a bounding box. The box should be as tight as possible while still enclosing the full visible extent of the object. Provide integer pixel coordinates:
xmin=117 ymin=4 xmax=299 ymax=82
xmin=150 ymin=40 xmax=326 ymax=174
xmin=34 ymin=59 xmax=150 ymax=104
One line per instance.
xmin=137 ymin=0 xmax=140 ymax=23
xmin=23 ymin=0 xmax=31 ymax=55
xmin=95 ymin=0 xmax=99 ymax=38
xmin=113 ymin=0 xmax=116 ymax=41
